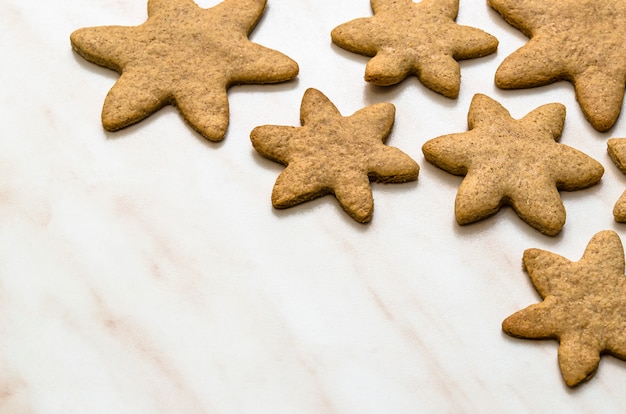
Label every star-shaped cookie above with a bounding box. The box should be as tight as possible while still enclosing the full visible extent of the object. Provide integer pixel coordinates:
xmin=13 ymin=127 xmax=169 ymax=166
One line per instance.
xmin=489 ymin=0 xmax=626 ymax=131
xmin=421 ymin=94 xmax=604 ymax=235
xmin=608 ymin=138 xmax=626 ymax=221
xmin=330 ymin=0 xmax=498 ymax=98
xmin=250 ymin=88 xmax=419 ymax=223
xmin=503 ymin=230 xmax=626 ymax=386
xmin=70 ymin=0 xmax=299 ymax=141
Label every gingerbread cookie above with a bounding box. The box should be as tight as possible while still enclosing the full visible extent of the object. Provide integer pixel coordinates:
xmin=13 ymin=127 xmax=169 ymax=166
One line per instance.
xmin=331 ymin=0 xmax=498 ymax=98
xmin=489 ymin=0 xmax=626 ymax=131
xmin=503 ymin=230 xmax=626 ymax=386
xmin=422 ymin=94 xmax=604 ymax=235
xmin=250 ymin=88 xmax=419 ymax=223
xmin=70 ymin=0 xmax=299 ymax=141
xmin=607 ymin=138 xmax=626 ymax=221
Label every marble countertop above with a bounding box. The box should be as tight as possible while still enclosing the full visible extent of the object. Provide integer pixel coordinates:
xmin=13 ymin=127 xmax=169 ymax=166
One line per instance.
xmin=3 ymin=0 xmax=626 ymax=412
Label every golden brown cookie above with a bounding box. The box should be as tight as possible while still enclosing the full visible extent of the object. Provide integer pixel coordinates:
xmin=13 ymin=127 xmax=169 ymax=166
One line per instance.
xmin=250 ymin=88 xmax=419 ymax=223
xmin=70 ymin=0 xmax=299 ymax=141
xmin=330 ymin=0 xmax=498 ymax=98
xmin=488 ymin=0 xmax=626 ymax=132
xmin=421 ymin=94 xmax=604 ymax=235
xmin=607 ymin=138 xmax=626 ymax=221
xmin=503 ymin=230 xmax=626 ymax=387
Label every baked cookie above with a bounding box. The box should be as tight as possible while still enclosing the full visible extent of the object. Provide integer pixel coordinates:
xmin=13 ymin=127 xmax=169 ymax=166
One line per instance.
xmin=422 ymin=94 xmax=604 ymax=235
xmin=489 ymin=0 xmax=626 ymax=132
xmin=250 ymin=88 xmax=419 ymax=223
xmin=331 ymin=0 xmax=498 ymax=98
xmin=607 ymin=138 xmax=626 ymax=221
xmin=70 ymin=0 xmax=299 ymax=141
xmin=503 ymin=230 xmax=626 ymax=387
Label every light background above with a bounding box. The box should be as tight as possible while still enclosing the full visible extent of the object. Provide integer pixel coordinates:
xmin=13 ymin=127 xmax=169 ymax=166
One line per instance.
xmin=2 ymin=0 xmax=626 ymax=412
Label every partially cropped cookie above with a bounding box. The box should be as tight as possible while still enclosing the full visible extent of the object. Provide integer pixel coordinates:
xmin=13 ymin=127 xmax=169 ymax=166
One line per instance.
xmin=503 ymin=230 xmax=626 ymax=387
xmin=70 ymin=0 xmax=299 ymax=141
xmin=250 ymin=88 xmax=419 ymax=223
xmin=331 ymin=0 xmax=498 ymax=98
xmin=422 ymin=94 xmax=604 ymax=235
xmin=489 ymin=0 xmax=626 ymax=131
xmin=607 ymin=138 xmax=626 ymax=221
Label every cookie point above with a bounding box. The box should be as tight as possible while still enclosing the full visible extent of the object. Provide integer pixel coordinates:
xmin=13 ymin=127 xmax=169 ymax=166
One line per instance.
xmin=349 ymin=208 xmax=373 ymax=224
xmin=562 ymin=370 xmax=593 ymax=388
xmin=588 ymin=114 xmax=618 ymax=132
xmin=290 ymin=60 xmax=300 ymax=76
xmin=192 ymin=122 xmax=228 ymax=142
xmin=101 ymin=116 xmax=123 ymax=132
xmin=69 ymin=27 xmax=85 ymax=43
xmin=501 ymin=316 xmax=514 ymax=334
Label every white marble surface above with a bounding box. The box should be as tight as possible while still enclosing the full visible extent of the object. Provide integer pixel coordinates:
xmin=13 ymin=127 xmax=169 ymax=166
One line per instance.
xmin=2 ymin=0 xmax=626 ymax=412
